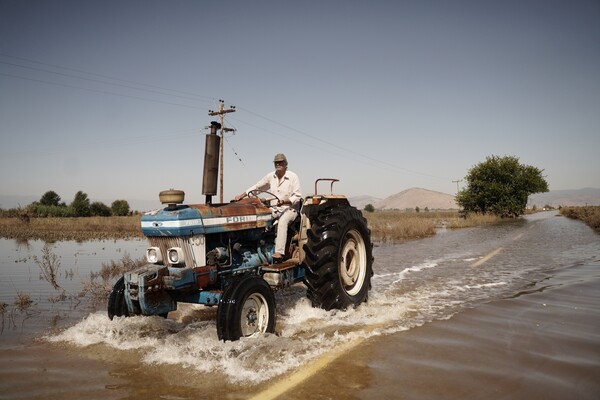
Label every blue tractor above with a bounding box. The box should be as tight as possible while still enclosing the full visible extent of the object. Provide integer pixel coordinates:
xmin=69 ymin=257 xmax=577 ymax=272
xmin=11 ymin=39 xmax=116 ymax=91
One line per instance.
xmin=108 ymin=122 xmax=373 ymax=341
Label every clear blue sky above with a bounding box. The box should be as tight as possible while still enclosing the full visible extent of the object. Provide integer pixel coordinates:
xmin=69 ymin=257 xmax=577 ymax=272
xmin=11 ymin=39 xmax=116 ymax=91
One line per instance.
xmin=1 ymin=1 xmax=599 ymax=209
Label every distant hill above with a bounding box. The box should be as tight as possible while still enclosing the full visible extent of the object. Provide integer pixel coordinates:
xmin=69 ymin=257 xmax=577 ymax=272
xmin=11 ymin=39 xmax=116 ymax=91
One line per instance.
xmin=375 ymin=187 xmax=459 ymax=210
xmin=348 ymin=195 xmax=382 ymax=210
xmin=528 ymin=188 xmax=600 ymax=208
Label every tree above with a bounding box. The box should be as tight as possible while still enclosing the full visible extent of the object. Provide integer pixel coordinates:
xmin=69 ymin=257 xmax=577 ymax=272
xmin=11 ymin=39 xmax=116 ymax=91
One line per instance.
xmin=111 ymin=200 xmax=130 ymax=216
xmin=71 ymin=191 xmax=91 ymax=217
xmin=456 ymin=155 xmax=548 ymax=217
xmin=39 ymin=190 xmax=61 ymax=206
xmin=364 ymin=203 xmax=375 ymax=213
xmin=90 ymin=201 xmax=112 ymax=217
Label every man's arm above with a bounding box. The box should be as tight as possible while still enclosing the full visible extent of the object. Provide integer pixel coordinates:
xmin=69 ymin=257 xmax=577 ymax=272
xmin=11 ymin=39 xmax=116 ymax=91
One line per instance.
xmin=235 ymin=173 xmax=272 ymax=201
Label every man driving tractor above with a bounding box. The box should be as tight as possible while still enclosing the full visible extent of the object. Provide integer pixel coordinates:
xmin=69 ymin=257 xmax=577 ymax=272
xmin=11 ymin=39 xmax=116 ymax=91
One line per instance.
xmin=235 ymin=153 xmax=302 ymax=262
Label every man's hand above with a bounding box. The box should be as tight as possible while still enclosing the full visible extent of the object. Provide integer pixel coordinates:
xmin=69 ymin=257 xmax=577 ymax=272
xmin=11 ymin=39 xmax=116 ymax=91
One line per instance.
xmin=234 ymin=193 xmax=246 ymax=202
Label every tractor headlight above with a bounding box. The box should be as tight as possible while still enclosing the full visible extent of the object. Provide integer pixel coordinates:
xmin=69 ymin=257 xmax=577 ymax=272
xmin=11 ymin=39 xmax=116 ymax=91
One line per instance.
xmin=146 ymin=247 xmax=162 ymax=264
xmin=168 ymin=247 xmax=185 ymax=265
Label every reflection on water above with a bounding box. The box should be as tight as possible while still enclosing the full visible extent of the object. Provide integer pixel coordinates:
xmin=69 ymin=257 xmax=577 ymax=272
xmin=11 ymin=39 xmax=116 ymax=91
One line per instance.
xmin=1 ymin=211 xmax=599 ymax=397
xmin=0 ymin=238 xmax=147 ymax=340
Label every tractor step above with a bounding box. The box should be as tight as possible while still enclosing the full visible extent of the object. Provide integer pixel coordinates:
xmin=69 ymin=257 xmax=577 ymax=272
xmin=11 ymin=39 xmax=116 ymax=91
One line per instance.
xmin=262 ymin=258 xmax=299 ymax=272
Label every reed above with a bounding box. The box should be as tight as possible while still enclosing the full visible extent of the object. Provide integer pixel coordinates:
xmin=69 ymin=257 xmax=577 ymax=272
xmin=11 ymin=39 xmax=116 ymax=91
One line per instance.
xmin=363 ymin=210 xmax=502 ymax=243
xmin=444 ymin=213 xmax=502 ymax=229
xmin=1 ymin=211 xmax=504 ymax=244
xmin=0 ymin=215 xmax=143 ymax=241
xmin=560 ymin=206 xmax=600 ymax=233
xmin=33 ymin=244 xmax=62 ymax=291
xmin=81 ymin=253 xmax=147 ymax=304
xmin=363 ymin=210 xmax=436 ymax=244
xmin=14 ymin=292 xmax=33 ymax=311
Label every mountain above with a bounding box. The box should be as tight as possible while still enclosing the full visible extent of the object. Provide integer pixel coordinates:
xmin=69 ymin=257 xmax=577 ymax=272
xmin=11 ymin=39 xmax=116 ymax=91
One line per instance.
xmin=348 ymin=195 xmax=382 ymax=210
xmin=528 ymin=188 xmax=600 ymax=207
xmin=375 ymin=187 xmax=459 ymax=210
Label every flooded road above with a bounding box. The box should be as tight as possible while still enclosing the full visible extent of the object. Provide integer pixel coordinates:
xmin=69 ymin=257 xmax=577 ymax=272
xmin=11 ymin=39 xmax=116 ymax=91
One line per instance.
xmin=1 ymin=211 xmax=599 ymax=399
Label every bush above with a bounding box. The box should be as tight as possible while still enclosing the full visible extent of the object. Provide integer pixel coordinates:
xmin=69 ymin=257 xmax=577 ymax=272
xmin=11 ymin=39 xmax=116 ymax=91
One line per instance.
xmin=111 ymin=200 xmax=130 ymax=216
xmin=27 ymin=203 xmax=76 ymax=217
xmin=71 ymin=191 xmax=91 ymax=217
xmin=39 ymin=191 xmax=62 ymax=206
xmin=456 ymin=155 xmax=548 ymax=217
xmin=90 ymin=201 xmax=112 ymax=217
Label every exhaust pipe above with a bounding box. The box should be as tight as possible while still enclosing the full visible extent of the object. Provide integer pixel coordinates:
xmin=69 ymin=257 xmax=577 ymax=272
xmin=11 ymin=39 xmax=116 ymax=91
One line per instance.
xmin=202 ymin=121 xmax=221 ymax=204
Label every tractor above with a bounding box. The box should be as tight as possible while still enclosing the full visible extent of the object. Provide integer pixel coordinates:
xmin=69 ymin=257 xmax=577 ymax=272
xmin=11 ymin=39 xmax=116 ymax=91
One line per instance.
xmin=108 ymin=122 xmax=373 ymax=341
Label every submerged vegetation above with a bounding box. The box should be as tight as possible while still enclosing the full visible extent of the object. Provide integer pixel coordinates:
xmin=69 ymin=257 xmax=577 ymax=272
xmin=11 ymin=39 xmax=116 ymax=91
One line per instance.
xmin=81 ymin=253 xmax=147 ymax=304
xmin=560 ymin=206 xmax=600 ymax=233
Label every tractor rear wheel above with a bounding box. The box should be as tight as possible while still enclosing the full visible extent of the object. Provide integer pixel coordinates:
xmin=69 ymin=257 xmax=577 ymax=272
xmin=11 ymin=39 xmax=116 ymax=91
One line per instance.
xmin=107 ymin=276 xmax=130 ymax=320
xmin=303 ymin=205 xmax=373 ymax=310
xmin=217 ymin=276 xmax=276 ymax=341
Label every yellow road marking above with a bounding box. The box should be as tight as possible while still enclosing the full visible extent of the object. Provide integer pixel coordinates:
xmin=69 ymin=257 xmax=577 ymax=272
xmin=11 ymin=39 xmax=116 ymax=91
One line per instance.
xmin=513 ymin=233 xmax=524 ymax=240
xmin=470 ymin=247 xmax=503 ymax=268
xmin=248 ymin=336 xmax=367 ymax=400
xmin=249 ymin=323 xmax=384 ymax=400
xmin=253 ymin=232 xmax=525 ymax=398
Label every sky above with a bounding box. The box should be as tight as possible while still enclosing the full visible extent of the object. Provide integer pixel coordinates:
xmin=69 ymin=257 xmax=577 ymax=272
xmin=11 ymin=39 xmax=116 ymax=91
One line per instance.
xmin=1 ymin=0 xmax=599 ymax=210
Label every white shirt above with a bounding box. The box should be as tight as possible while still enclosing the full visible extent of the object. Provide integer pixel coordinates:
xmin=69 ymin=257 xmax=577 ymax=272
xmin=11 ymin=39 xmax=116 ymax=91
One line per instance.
xmin=246 ymin=170 xmax=302 ymax=212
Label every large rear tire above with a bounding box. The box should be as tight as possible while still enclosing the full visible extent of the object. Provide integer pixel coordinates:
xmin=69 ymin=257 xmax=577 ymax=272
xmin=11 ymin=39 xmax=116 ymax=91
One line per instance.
xmin=217 ymin=276 xmax=276 ymax=341
xmin=107 ymin=276 xmax=130 ymax=320
xmin=303 ymin=205 xmax=373 ymax=310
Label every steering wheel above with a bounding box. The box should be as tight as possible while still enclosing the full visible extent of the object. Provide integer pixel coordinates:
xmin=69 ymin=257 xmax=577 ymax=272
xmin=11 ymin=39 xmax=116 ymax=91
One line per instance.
xmin=248 ymin=189 xmax=280 ymax=206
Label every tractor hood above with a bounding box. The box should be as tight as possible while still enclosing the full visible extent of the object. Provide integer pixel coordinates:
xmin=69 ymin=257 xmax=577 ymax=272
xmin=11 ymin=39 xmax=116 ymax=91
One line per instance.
xmin=141 ymin=198 xmax=273 ymax=237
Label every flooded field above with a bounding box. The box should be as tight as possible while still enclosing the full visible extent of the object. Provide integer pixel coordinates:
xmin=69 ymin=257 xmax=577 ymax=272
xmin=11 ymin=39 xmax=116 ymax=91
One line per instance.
xmin=0 ymin=211 xmax=599 ymax=399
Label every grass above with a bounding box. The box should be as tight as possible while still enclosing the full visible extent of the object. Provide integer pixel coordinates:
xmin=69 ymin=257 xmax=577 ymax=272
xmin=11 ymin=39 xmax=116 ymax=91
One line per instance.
xmin=560 ymin=206 xmax=600 ymax=233
xmin=80 ymin=253 xmax=147 ymax=304
xmin=363 ymin=210 xmax=502 ymax=244
xmin=0 ymin=211 xmax=505 ymax=244
xmin=33 ymin=244 xmax=62 ymax=291
xmin=0 ymin=215 xmax=143 ymax=242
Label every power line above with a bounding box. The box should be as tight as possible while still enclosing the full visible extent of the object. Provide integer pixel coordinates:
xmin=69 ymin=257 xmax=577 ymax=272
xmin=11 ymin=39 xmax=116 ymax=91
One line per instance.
xmin=0 ymin=53 xmax=454 ymax=183
xmin=0 ymin=53 xmax=214 ymax=102
xmin=0 ymin=60 xmax=213 ymax=105
xmin=236 ymin=105 xmax=451 ymax=181
xmin=0 ymin=72 xmax=206 ymax=110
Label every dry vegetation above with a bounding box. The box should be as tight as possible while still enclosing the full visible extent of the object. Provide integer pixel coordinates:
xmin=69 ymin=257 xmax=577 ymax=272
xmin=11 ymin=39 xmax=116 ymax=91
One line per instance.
xmin=80 ymin=253 xmax=147 ymax=304
xmin=364 ymin=210 xmax=502 ymax=244
xmin=0 ymin=215 xmax=143 ymax=242
xmin=0 ymin=211 xmax=505 ymax=244
xmin=560 ymin=206 xmax=600 ymax=233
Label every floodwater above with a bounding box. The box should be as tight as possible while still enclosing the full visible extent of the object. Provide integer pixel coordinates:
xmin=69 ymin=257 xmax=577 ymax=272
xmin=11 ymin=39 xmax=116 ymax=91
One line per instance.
xmin=0 ymin=211 xmax=599 ymax=399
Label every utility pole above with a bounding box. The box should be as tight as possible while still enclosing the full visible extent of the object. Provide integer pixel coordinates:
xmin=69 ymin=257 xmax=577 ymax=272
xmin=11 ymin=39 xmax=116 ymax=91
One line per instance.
xmin=208 ymin=100 xmax=236 ymax=203
xmin=452 ymin=179 xmax=463 ymax=194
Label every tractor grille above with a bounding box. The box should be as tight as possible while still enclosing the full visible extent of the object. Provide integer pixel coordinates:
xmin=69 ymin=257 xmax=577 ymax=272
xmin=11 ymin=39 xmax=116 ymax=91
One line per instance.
xmin=147 ymin=236 xmax=196 ymax=268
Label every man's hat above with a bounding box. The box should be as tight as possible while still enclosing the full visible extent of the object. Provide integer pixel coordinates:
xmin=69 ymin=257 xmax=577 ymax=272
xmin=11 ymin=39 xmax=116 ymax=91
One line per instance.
xmin=273 ymin=153 xmax=287 ymax=163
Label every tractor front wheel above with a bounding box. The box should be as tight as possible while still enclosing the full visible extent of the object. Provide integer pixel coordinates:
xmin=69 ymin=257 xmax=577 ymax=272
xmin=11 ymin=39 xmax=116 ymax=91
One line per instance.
xmin=217 ymin=276 xmax=276 ymax=341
